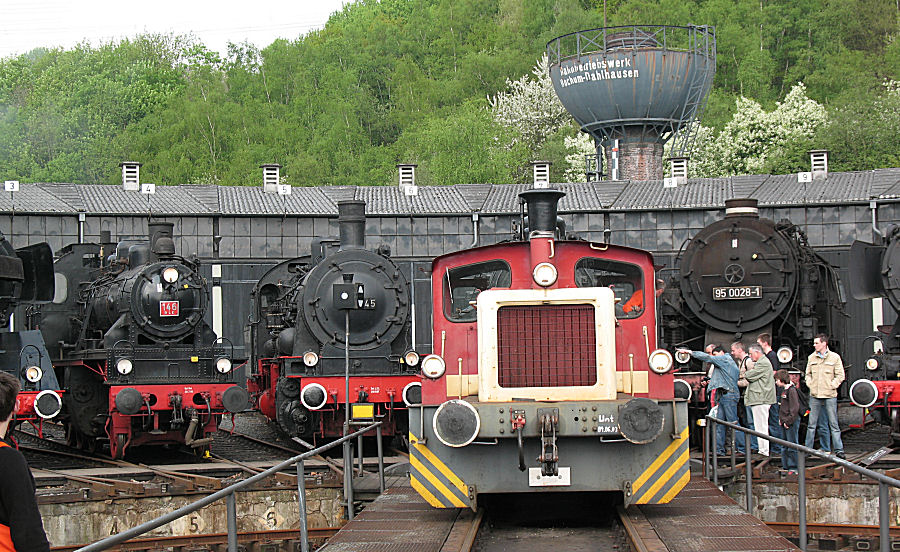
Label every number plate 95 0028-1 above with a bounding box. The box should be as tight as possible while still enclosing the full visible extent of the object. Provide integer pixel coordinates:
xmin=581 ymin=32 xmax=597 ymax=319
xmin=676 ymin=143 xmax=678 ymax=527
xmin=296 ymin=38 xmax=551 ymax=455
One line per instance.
xmin=712 ymin=286 xmax=762 ymax=300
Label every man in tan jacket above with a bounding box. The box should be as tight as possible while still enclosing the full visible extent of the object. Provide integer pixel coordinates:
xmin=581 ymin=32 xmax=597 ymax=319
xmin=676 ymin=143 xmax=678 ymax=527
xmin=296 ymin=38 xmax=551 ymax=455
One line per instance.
xmin=804 ymin=334 xmax=845 ymax=459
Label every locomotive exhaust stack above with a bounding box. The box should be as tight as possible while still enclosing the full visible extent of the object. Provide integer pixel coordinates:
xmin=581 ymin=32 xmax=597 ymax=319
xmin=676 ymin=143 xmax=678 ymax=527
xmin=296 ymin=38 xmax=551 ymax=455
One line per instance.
xmin=337 ymin=200 xmax=366 ymax=250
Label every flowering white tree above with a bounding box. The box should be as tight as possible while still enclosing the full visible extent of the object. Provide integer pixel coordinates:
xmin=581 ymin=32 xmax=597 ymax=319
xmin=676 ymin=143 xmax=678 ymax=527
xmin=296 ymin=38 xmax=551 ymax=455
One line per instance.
xmin=489 ymin=54 xmax=571 ymax=149
xmin=563 ymin=133 xmax=596 ymax=182
xmin=691 ymin=83 xmax=827 ymax=177
xmin=490 ymin=55 xmax=600 ymax=181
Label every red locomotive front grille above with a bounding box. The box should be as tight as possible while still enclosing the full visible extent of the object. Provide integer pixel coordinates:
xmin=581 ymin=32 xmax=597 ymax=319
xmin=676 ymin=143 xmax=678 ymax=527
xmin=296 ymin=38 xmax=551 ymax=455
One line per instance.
xmin=497 ymin=304 xmax=597 ymax=387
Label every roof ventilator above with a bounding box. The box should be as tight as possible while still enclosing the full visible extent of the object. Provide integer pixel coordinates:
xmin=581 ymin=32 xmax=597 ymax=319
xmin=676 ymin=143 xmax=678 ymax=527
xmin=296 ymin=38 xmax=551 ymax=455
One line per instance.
xmin=119 ymin=162 xmax=141 ymax=192
xmin=260 ymin=163 xmax=282 ymax=194
xmin=665 ymin=157 xmax=688 ymax=188
xmin=809 ymin=150 xmax=828 ymax=180
xmin=532 ymin=161 xmax=551 ymax=189
xmin=398 ymin=164 xmax=417 ymax=196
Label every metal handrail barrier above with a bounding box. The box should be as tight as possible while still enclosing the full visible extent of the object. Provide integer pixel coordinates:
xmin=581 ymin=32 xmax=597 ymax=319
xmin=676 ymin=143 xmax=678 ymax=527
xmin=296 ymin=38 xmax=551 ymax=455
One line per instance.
xmin=76 ymin=421 xmax=385 ymax=552
xmin=703 ymin=415 xmax=900 ymax=552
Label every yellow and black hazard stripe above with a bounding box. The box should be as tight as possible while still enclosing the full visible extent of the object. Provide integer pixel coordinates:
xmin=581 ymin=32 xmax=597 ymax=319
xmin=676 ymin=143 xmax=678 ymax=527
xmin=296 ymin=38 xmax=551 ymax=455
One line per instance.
xmin=630 ymin=426 xmax=690 ymax=504
xmin=408 ymin=432 xmax=470 ymax=508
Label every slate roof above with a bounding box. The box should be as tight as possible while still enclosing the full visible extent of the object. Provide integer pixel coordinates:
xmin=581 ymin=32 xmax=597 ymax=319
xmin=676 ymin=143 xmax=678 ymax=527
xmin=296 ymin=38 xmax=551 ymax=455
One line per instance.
xmin=6 ymin=168 xmax=900 ymax=216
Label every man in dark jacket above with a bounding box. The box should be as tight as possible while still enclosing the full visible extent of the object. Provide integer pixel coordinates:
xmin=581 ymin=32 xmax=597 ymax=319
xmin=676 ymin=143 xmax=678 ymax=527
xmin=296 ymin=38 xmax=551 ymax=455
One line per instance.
xmin=0 ymin=372 xmax=51 ymax=552
xmin=775 ymin=369 xmax=801 ymax=473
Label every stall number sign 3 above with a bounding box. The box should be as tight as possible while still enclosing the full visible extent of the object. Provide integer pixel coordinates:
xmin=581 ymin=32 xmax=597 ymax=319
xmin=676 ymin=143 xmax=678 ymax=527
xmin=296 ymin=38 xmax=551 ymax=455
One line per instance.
xmin=160 ymin=300 xmax=180 ymax=317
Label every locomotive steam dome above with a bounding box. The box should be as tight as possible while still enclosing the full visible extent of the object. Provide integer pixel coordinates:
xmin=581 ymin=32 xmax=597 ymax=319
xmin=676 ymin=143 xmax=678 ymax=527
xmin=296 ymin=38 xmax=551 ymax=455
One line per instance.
xmin=678 ymin=198 xmax=799 ymax=333
xmin=547 ymin=25 xmax=715 ymax=180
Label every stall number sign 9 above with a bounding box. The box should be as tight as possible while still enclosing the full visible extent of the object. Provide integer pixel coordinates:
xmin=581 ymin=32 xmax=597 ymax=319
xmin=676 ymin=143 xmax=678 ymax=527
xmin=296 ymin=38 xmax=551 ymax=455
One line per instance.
xmin=160 ymin=300 xmax=180 ymax=317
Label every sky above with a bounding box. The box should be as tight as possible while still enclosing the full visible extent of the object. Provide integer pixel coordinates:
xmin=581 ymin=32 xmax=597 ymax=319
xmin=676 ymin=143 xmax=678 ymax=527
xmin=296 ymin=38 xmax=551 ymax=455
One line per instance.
xmin=0 ymin=0 xmax=352 ymax=59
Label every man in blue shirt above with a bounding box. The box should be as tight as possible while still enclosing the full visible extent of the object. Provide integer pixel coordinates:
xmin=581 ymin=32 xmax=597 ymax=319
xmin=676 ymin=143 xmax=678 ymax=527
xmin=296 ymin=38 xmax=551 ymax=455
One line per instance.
xmin=680 ymin=345 xmax=740 ymax=455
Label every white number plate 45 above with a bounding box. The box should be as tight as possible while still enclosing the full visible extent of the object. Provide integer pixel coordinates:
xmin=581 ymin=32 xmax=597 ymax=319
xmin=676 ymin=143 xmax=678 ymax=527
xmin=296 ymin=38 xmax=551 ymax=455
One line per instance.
xmin=528 ymin=467 xmax=571 ymax=487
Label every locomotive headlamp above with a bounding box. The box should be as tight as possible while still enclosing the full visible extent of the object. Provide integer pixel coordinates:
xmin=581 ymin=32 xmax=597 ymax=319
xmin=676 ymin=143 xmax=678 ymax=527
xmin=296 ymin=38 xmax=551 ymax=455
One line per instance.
xmin=300 ymin=383 xmax=328 ymax=410
xmin=302 ymin=351 xmax=319 ymax=367
xmin=215 ymin=356 xmax=232 ymax=373
xmin=421 ymin=354 xmax=446 ymax=379
xmin=532 ymin=262 xmax=558 ymax=287
xmin=404 ymin=350 xmax=420 ymax=367
xmin=776 ymin=346 xmax=793 ymax=364
xmin=162 ymin=267 xmax=179 ymax=283
xmin=865 ymin=357 xmax=882 ymax=371
xmin=116 ymin=358 xmax=133 ymax=375
xmin=648 ymin=349 xmax=674 ymax=374
xmin=674 ymin=349 xmax=691 ymax=364
xmin=23 ymin=365 xmax=42 ymax=383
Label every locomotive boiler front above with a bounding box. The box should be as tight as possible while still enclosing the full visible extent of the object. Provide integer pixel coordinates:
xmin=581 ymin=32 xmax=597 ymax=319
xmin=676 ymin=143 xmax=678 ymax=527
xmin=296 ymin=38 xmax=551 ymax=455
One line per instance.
xmin=677 ymin=198 xmax=800 ymax=334
xmin=90 ymin=223 xmax=207 ymax=347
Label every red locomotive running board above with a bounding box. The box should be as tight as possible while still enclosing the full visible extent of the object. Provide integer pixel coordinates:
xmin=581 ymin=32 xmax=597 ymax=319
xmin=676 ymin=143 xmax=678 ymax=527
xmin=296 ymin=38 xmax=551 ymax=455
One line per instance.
xmin=159 ymin=300 xmax=180 ymax=317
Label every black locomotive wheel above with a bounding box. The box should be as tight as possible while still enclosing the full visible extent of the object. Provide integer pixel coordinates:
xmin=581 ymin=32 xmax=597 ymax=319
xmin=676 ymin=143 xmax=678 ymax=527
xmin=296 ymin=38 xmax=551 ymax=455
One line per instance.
xmin=110 ymin=434 xmax=126 ymax=460
xmin=65 ymin=423 xmax=77 ymax=447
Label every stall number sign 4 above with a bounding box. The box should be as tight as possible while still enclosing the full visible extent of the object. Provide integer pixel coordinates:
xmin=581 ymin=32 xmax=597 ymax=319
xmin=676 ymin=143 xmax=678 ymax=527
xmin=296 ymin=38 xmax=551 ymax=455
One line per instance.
xmin=160 ymin=300 xmax=180 ymax=317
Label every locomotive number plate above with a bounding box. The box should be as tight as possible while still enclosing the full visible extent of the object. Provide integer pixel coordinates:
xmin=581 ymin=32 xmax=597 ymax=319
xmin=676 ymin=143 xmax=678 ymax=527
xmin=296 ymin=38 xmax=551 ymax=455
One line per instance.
xmin=712 ymin=286 xmax=762 ymax=300
xmin=528 ymin=467 xmax=571 ymax=486
xmin=160 ymin=300 xmax=180 ymax=316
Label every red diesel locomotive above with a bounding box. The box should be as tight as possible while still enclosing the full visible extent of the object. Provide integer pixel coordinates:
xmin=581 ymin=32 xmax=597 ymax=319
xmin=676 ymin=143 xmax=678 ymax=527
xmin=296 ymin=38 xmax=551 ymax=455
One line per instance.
xmin=409 ymin=188 xmax=689 ymax=508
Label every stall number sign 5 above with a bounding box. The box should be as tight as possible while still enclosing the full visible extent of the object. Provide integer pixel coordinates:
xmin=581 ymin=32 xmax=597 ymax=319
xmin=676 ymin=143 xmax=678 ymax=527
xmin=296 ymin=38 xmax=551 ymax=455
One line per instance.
xmin=160 ymin=300 xmax=180 ymax=317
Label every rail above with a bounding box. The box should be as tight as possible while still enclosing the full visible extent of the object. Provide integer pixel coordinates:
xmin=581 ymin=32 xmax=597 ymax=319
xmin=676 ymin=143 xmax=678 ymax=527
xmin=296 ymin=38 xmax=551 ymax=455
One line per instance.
xmin=75 ymin=422 xmax=385 ymax=552
xmin=703 ymin=416 xmax=900 ymax=552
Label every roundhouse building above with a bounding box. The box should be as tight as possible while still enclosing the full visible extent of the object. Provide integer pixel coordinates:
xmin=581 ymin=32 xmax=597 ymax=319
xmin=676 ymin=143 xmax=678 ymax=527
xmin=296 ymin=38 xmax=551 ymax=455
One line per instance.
xmin=4 ymin=165 xmax=899 ymax=383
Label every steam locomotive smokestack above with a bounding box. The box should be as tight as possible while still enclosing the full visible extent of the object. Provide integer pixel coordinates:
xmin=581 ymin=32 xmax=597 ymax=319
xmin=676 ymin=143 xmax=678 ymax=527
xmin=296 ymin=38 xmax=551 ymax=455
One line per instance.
xmin=148 ymin=221 xmax=176 ymax=257
xmin=337 ymin=200 xmax=366 ymax=250
xmin=724 ymin=198 xmax=759 ymax=218
xmin=519 ymin=189 xmax=566 ymax=236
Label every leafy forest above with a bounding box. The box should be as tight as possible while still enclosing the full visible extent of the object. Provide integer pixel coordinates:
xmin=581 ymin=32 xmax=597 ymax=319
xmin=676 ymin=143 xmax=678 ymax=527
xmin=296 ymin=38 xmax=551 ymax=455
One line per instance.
xmin=0 ymin=0 xmax=897 ymax=187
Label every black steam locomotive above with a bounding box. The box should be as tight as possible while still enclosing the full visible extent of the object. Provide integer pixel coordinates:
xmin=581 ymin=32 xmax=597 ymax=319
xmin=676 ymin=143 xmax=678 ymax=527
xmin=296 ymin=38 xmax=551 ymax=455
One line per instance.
xmin=659 ymin=198 xmax=846 ymax=425
xmin=36 ymin=222 xmax=248 ymax=458
xmin=849 ymin=227 xmax=900 ymax=442
xmin=248 ymin=200 xmax=420 ymax=442
xmin=0 ymin=231 xmax=62 ymax=427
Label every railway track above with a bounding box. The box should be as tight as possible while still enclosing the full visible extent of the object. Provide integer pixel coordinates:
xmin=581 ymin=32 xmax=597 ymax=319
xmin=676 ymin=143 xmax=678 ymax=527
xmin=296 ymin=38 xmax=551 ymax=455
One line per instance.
xmin=49 ymin=527 xmax=340 ymax=552
xmin=466 ymin=494 xmax=631 ymax=552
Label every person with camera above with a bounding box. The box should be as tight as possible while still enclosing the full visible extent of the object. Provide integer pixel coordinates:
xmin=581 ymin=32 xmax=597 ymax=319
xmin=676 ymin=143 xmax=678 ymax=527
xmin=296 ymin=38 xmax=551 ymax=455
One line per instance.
xmin=679 ymin=345 xmax=739 ymax=455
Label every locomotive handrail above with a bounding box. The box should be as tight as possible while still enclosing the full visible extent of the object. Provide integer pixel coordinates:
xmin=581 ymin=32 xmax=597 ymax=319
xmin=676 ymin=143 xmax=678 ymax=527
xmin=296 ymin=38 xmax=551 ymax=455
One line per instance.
xmin=76 ymin=421 xmax=384 ymax=552
xmin=703 ymin=416 xmax=900 ymax=552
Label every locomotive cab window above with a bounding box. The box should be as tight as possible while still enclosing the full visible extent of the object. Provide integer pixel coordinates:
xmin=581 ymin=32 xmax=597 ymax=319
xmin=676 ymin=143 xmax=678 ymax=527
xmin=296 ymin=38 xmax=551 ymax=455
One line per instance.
xmin=444 ymin=260 xmax=511 ymax=322
xmin=575 ymin=257 xmax=644 ymax=318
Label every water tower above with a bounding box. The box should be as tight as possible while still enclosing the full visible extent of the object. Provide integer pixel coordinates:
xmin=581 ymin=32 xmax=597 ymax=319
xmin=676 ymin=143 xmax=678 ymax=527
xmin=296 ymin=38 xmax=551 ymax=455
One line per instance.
xmin=547 ymin=25 xmax=715 ymax=181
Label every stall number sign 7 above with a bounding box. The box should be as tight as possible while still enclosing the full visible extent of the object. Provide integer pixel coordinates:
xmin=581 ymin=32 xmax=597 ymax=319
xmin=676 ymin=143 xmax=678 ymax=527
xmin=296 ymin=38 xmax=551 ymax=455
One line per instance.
xmin=160 ymin=301 xmax=180 ymax=317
